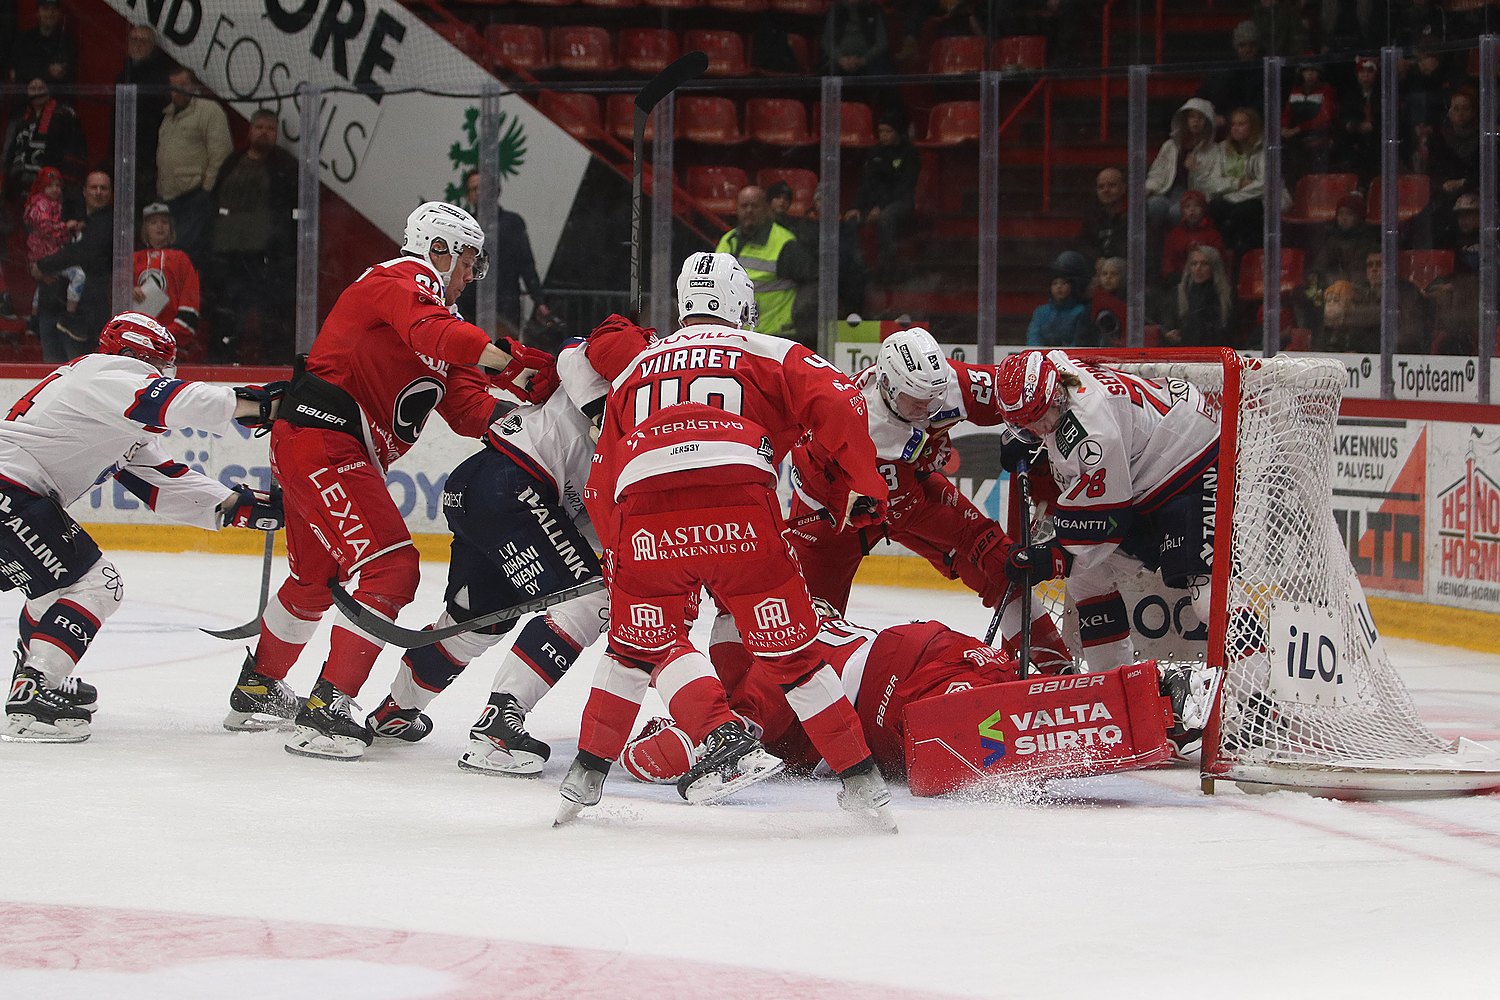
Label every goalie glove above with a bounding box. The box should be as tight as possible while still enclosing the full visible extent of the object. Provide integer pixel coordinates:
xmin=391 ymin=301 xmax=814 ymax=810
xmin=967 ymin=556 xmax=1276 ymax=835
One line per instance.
xmin=489 ymin=337 xmax=559 ymax=404
xmin=1003 ymin=537 xmax=1073 ymax=587
xmin=222 ymin=484 xmax=284 ymax=531
xmin=232 ymin=380 xmax=289 ymax=435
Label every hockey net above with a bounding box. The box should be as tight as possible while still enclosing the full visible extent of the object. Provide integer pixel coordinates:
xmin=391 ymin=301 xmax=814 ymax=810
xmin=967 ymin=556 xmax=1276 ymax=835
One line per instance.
xmin=1049 ymin=349 xmax=1500 ymax=797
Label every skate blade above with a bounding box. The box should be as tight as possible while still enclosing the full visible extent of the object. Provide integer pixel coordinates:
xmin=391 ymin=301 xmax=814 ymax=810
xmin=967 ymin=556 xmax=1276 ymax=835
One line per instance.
xmin=683 ymin=755 xmax=786 ymax=805
xmin=223 ymin=709 xmax=296 ymax=733
xmin=853 ymin=805 xmax=899 ymax=834
xmin=284 ymin=726 xmax=366 ymax=761
xmin=458 ymin=745 xmax=545 ymax=777
xmin=1 ymin=714 xmax=90 ymax=744
xmin=553 ymin=798 xmax=587 ymax=827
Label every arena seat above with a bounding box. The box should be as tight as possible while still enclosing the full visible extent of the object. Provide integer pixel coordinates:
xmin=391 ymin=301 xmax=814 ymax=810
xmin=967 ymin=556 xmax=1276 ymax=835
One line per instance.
xmin=757 ymin=167 xmax=818 ymax=216
xmin=619 ymin=28 xmax=679 ymax=75
xmin=582 ymin=0 xmax=639 ymax=9
xmin=686 ymin=165 xmax=750 ymax=214
xmin=539 ymin=92 xmax=603 ymax=141
xmin=643 ymin=0 xmax=701 ymax=9
xmin=770 ymin=0 xmax=826 ymax=12
xmin=812 ymin=101 xmax=877 ymax=147
xmin=676 ymin=95 xmax=744 ymax=144
xmin=1282 ymin=173 xmax=1359 ymax=226
xmin=607 ymin=93 xmax=654 ymax=142
xmin=707 ymin=0 xmax=769 ymax=11
xmin=994 ymin=35 xmax=1047 ymax=71
xmin=1366 ymin=175 xmax=1431 ymax=224
xmin=1237 ymin=248 xmax=1305 ymax=300
xmin=745 ymin=98 xmax=815 ymax=146
xmin=684 ymin=30 xmax=750 ymax=76
xmin=928 ymin=37 xmax=986 ymax=74
xmin=432 ymin=22 xmax=481 ymax=59
xmin=485 ymin=25 xmax=549 ymax=72
xmin=550 ymin=27 xmax=617 ymax=73
xmin=916 ymin=101 xmax=982 ymax=147
xmin=1399 ymin=249 xmax=1454 ymax=289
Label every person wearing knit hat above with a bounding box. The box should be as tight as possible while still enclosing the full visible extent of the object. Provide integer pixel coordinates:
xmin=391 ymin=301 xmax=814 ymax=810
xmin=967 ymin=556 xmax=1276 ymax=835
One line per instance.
xmin=1335 ymin=55 xmax=1382 ymax=181
xmin=1196 ymin=22 xmax=1267 ymax=131
xmin=843 ymin=107 xmax=917 ymax=285
xmin=1310 ymin=190 xmax=1377 ymax=289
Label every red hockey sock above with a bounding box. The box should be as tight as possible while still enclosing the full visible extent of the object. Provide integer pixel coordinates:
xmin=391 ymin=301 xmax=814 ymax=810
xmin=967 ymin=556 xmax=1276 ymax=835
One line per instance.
xmin=654 ymin=650 xmax=736 ymax=744
xmin=784 ymin=666 xmax=871 ymax=774
xmin=320 ymin=625 xmax=384 ymax=697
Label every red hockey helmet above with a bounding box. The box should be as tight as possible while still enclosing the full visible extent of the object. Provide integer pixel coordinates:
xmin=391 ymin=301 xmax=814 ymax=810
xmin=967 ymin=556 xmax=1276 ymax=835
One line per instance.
xmin=99 ymin=311 xmax=177 ymax=373
xmin=997 ymin=351 xmax=1061 ymax=428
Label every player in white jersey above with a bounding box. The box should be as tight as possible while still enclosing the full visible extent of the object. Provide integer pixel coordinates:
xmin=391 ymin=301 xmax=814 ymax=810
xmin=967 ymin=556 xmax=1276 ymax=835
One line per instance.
xmin=0 ymin=313 xmax=284 ymax=742
xmin=996 ymin=350 xmax=1220 ymax=673
xmin=364 ymin=336 xmax=613 ymax=774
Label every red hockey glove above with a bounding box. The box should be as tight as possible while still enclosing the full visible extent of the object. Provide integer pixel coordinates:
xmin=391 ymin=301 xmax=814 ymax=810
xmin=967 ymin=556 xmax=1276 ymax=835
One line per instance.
xmin=586 ymin=313 xmax=657 ymax=380
xmin=232 ymin=380 xmax=289 ymax=435
xmin=840 ymin=494 xmax=887 ymax=532
xmin=964 ymin=524 xmax=1012 ymax=607
xmin=222 ymin=484 xmax=284 ymax=531
xmin=492 ymin=337 xmax=559 ymax=403
xmin=621 ymin=717 xmax=696 ymax=783
xmin=1003 ymin=538 xmax=1073 ymax=587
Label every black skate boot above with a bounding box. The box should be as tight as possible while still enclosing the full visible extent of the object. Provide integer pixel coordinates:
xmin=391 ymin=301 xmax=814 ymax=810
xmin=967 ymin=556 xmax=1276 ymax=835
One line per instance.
xmin=284 ymin=678 xmax=373 ymax=761
xmin=677 ymin=721 xmax=784 ymax=805
xmin=553 ymin=752 xmax=610 ymax=826
xmin=837 ymin=758 xmax=898 ymax=832
xmin=3 ymin=666 xmax=93 ymax=743
xmin=459 ymin=692 xmax=551 ymax=777
xmin=224 ymin=650 xmax=301 ymax=732
xmin=367 ymin=695 xmax=433 ymax=743
xmin=13 ymin=646 xmax=97 ymax=711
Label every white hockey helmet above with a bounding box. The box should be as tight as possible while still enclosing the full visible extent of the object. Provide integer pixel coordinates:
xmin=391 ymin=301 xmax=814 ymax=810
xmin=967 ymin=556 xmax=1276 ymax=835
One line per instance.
xmin=676 ymin=251 xmax=757 ymax=329
xmin=402 ymin=201 xmax=489 ymax=286
xmin=876 ymin=327 xmax=951 ymax=421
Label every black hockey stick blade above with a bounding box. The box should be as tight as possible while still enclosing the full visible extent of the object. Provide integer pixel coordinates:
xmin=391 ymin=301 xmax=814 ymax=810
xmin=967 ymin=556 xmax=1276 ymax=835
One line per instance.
xmin=635 ymin=51 xmax=708 ymax=115
xmin=202 ymin=530 xmax=276 ymax=639
xmin=329 ymin=578 xmax=606 ymax=648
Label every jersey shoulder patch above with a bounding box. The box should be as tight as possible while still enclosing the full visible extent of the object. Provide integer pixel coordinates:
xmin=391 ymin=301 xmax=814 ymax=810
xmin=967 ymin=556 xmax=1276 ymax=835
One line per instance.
xmin=1053 ymin=411 xmax=1088 ymax=459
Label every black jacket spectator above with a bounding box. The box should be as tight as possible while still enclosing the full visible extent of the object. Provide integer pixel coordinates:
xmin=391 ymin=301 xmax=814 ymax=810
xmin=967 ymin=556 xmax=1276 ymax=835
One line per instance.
xmin=1077 ymin=168 xmax=1129 ymax=263
xmin=8 ymin=0 xmax=76 ymax=86
xmin=114 ymin=25 xmax=177 ymax=208
xmin=822 ymin=0 xmax=892 ymax=76
xmin=2 ymin=79 xmax=87 ymax=197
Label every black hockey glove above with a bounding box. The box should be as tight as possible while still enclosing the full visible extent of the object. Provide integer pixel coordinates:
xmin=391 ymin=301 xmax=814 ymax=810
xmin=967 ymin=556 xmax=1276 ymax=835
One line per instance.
xmin=1003 ymin=538 xmax=1073 ymax=587
xmin=223 ymin=484 xmax=285 ymax=531
xmin=233 ymin=380 xmax=290 ymax=435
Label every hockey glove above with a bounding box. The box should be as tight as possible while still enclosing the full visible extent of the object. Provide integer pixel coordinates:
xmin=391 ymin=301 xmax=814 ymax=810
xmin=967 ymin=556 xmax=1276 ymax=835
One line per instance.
xmin=222 ymin=484 xmax=285 ymax=531
xmin=840 ymin=494 xmax=887 ymax=532
xmin=1003 ymin=538 xmax=1073 ymax=587
xmin=233 ymin=380 xmax=289 ymax=435
xmin=490 ymin=337 xmax=560 ymax=404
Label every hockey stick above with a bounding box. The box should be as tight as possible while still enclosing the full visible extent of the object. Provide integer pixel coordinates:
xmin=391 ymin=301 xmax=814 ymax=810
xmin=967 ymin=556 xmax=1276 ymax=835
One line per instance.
xmin=630 ymin=50 xmax=709 ymax=316
xmin=1015 ymin=458 xmax=1035 ymax=680
xmin=202 ymin=530 xmax=275 ymax=639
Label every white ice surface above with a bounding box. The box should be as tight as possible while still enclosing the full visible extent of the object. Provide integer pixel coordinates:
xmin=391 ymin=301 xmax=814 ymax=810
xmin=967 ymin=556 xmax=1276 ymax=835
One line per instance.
xmin=2 ymin=550 xmax=1499 ymax=999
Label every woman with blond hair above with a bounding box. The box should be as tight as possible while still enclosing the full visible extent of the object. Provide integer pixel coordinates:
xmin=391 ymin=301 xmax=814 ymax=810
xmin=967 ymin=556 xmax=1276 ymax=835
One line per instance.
xmin=1165 ymin=245 xmax=1234 ymax=347
xmin=1200 ymin=107 xmax=1287 ymax=257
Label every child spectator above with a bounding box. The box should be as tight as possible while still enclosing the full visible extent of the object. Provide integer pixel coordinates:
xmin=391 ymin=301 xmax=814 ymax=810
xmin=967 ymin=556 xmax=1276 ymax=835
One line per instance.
xmin=23 ymin=166 xmax=82 ymax=338
xmin=1161 ymin=190 xmax=1227 ymax=288
xmin=132 ymin=202 xmax=201 ymax=351
xmin=1281 ymin=58 xmax=1337 ymax=179
xmin=1310 ymin=191 xmax=1377 ymax=288
xmin=1090 ymin=256 xmax=1128 ymax=347
xmin=1026 ymin=250 xmax=1095 ymax=347
xmin=1164 ymin=245 xmax=1233 ymax=348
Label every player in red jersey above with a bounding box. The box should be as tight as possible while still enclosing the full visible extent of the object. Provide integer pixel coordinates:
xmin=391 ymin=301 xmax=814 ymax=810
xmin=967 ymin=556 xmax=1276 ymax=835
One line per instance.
xmin=226 ymin=202 xmax=558 ymax=761
xmin=555 ymin=252 xmax=895 ymax=828
xmin=619 ymin=607 xmax=1019 ymax=782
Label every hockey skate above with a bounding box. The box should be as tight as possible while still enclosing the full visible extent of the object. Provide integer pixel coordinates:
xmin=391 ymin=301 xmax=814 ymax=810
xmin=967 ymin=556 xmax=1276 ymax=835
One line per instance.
xmin=677 ymin=721 xmax=785 ymax=805
xmin=284 ymin=678 xmax=373 ymax=761
xmin=837 ymin=759 xmax=898 ymax=833
xmin=367 ymin=695 xmax=433 ymax=743
xmin=553 ymin=755 xmax=608 ymax=826
xmin=1159 ymin=663 xmax=1223 ymax=762
xmin=3 ymin=667 xmax=92 ymax=744
xmin=223 ymin=652 xmax=301 ymax=732
xmin=459 ymin=692 xmax=550 ymax=777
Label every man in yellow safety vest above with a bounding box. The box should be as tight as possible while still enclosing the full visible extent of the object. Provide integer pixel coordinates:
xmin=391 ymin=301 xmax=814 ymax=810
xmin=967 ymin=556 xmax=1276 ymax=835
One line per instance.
xmin=715 ymin=185 xmax=815 ymax=346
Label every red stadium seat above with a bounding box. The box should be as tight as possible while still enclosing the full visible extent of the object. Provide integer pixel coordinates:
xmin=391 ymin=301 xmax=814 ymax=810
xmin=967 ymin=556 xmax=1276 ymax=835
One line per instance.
xmin=684 ymin=30 xmax=750 ymax=77
xmin=757 ymin=167 xmax=818 ymax=216
xmin=745 ymin=98 xmax=815 ymax=146
xmin=916 ymin=101 xmax=981 ymax=147
xmin=432 ymin=22 xmax=481 ymax=59
xmin=582 ymin=0 xmax=638 ymax=8
xmin=607 ymin=93 xmax=655 ymax=142
xmin=812 ymin=101 xmax=877 ymax=147
xmin=686 ymin=165 xmax=749 ymax=214
xmin=1282 ymin=173 xmax=1359 ymax=225
xmin=644 ymin=0 xmax=700 ymax=8
xmin=707 ymin=0 xmax=769 ymax=11
xmin=1237 ymin=248 xmax=1305 ymax=301
xmin=539 ymin=92 xmax=603 ymax=141
xmin=785 ymin=34 xmax=813 ymax=74
xmin=929 ymin=36 xmax=986 ymax=74
xmin=551 ymin=27 xmax=616 ymax=73
xmin=994 ymin=35 xmax=1046 ymax=71
xmin=1366 ymin=175 xmax=1431 ymax=224
xmin=1400 ymin=249 xmax=1454 ymax=289
xmin=484 ymin=25 xmax=549 ymax=72
xmin=619 ymin=28 xmax=679 ymax=75
xmin=676 ymin=95 xmax=744 ymax=144
xmin=517 ymin=0 xmax=576 ymax=7
xmin=770 ymin=0 xmax=825 ymax=12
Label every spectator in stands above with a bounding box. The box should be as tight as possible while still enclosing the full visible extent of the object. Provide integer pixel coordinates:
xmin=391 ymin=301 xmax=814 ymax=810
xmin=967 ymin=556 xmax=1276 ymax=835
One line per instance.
xmin=716 ymin=185 xmax=816 ymax=345
xmin=775 ymin=182 xmax=868 ymax=319
xmin=1078 ymin=167 xmax=1128 ymax=263
xmin=456 ymin=169 xmax=550 ymax=339
xmin=1334 ymin=56 xmax=1381 ymax=182
xmin=1318 ymin=0 xmax=1382 ymax=54
xmin=1393 ymin=0 xmax=1451 ymax=47
xmin=822 ymin=0 xmax=893 ymax=77
xmin=1310 ymin=191 xmax=1378 ymax=288
xmin=1403 ymin=44 xmax=1462 ymax=162
xmin=157 ymin=66 xmax=231 ymax=267
xmin=133 ymin=202 xmax=201 ymax=354
xmin=1162 ymin=190 xmax=1227 ymax=289
xmin=1202 ymin=107 xmax=1283 ymax=260
xmin=8 ymin=0 xmax=76 ymax=86
xmin=1252 ymin=0 xmax=1309 ymax=59
xmin=1281 ymin=57 xmax=1337 ymax=179
xmin=1146 ymin=97 xmax=1217 ymax=238
xmin=207 ymin=108 xmax=297 ymax=364
xmin=844 ymin=110 xmax=918 ymax=285
xmin=1026 ymin=250 xmax=1095 ymax=347
xmin=1198 ymin=21 xmax=1265 ymax=133
xmin=23 ymin=166 xmax=82 ymax=340
xmin=1428 ymin=87 xmax=1480 ymax=210
xmin=115 ymin=24 xmax=176 ymax=210
xmin=1090 ymin=256 xmax=1128 ymax=347
xmin=1426 ymin=193 xmax=1482 ymax=354
xmin=2 ymin=77 xmax=87 ymax=199
xmin=1316 ymin=249 xmax=1427 ymax=353
xmin=1441 ymin=190 xmax=1482 ymax=275
xmin=1164 ymin=245 xmax=1234 ymax=347
xmin=751 ymin=23 xmax=804 ymax=75
xmin=32 ymin=169 xmax=111 ymax=362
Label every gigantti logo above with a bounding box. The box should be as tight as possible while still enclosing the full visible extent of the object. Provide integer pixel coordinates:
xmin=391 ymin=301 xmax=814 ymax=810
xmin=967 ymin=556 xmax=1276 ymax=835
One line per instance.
xmin=1437 ymin=450 xmax=1500 ymax=583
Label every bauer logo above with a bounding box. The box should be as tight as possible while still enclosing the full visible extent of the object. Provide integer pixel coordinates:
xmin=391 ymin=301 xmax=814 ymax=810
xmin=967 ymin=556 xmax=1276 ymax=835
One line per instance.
xmin=978 ymin=709 xmax=1006 ymax=767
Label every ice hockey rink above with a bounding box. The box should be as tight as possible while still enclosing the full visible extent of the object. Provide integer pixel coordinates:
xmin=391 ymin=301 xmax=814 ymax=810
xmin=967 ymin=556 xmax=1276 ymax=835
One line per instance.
xmin=2 ymin=549 xmax=1498 ymax=1000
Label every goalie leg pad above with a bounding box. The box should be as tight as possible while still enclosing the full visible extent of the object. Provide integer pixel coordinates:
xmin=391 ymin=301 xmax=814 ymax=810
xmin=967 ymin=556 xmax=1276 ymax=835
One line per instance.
xmin=621 ymin=716 xmax=697 ymax=783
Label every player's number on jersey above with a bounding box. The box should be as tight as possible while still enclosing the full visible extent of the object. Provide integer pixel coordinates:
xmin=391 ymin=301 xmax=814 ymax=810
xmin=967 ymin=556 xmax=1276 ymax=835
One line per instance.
xmin=967 ymin=369 xmax=994 ymax=405
xmin=632 ymin=376 xmax=744 ymax=423
xmin=1066 ymin=468 xmax=1108 ymax=500
xmin=5 ymin=371 xmax=64 ymax=422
